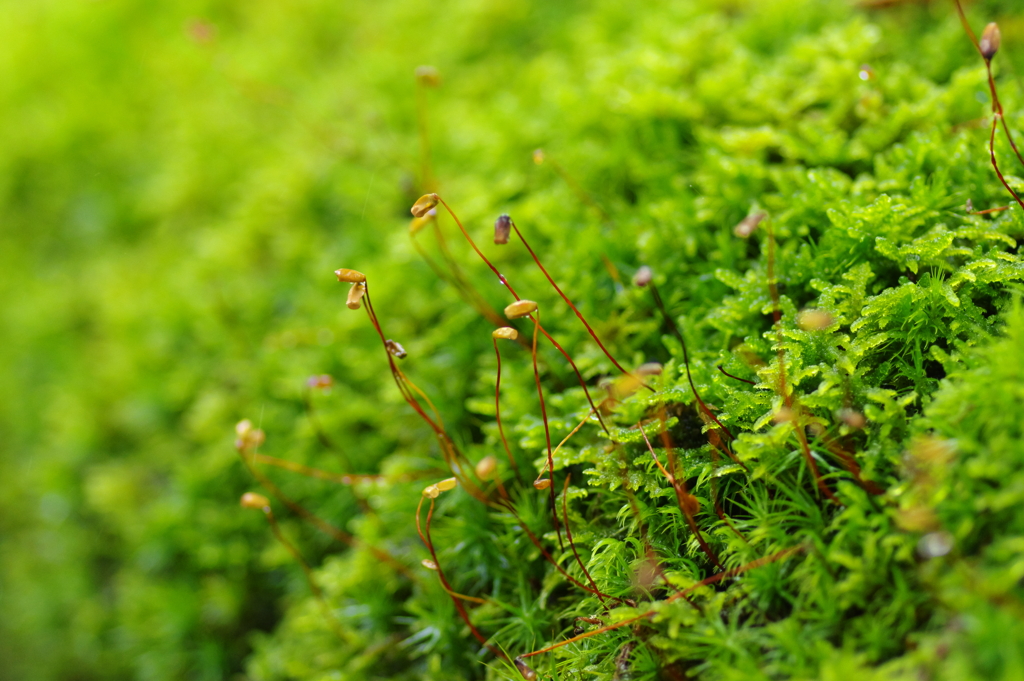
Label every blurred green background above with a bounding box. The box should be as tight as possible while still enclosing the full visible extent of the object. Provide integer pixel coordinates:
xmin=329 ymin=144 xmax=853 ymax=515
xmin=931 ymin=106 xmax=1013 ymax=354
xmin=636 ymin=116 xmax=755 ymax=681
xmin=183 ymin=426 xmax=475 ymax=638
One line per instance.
xmin=3 ymin=1 xmax=1024 ymax=680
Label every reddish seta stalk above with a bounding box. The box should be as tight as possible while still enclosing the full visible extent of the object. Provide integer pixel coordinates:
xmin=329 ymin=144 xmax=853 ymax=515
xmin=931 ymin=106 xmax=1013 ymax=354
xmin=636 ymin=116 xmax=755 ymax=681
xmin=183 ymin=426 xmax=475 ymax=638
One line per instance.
xmin=952 ymin=4 xmax=1024 ymax=210
xmin=434 ymin=196 xmax=611 ymax=434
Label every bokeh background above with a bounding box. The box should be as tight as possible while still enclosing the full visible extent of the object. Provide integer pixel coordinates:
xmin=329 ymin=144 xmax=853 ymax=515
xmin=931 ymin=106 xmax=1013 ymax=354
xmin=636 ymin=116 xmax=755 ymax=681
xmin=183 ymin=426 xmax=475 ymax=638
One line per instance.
xmin=3 ymin=1 xmax=1023 ymax=680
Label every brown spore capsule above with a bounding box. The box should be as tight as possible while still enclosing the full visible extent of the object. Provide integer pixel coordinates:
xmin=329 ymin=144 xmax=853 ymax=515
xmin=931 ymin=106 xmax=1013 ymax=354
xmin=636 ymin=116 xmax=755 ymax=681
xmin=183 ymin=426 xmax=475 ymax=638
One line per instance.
xmin=240 ymin=492 xmax=270 ymax=511
xmin=234 ymin=421 xmax=265 ymax=450
xmin=494 ymin=214 xmax=512 ymax=244
xmin=411 ymin=193 xmax=439 ymax=218
xmin=385 ymin=339 xmax=407 ymax=359
xmin=475 ymin=455 xmax=497 ymax=480
xmin=335 ymin=268 xmax=367 ymax=283
xmin=838 ymin=408 xmax=867 ymax=430
xmin=347 ymin=282 xmax=366 ymax=310
xmin=733 ymin=212 xmax=766 ymax=238
xmin=533 ymin=479 xmax=551 ymax=491
xmin=414 ymin=65 xmax=441 ymax=87
xmin=981 ymin=22 xmax=1001 ymax=61
xmin=636 ymin=362 xmax=663 ymax=376
xmin=492 ymin=327 xmax=519 ymax=340
xmin=632 ymin=266 xmax=653 ymax=287
xmin=772 ymin=407 xmax=795 ymax=424
xmin=514 ymin=657 xmax=538 ymax=681
xmin=504 ymin=299 xmax=538 ymax=319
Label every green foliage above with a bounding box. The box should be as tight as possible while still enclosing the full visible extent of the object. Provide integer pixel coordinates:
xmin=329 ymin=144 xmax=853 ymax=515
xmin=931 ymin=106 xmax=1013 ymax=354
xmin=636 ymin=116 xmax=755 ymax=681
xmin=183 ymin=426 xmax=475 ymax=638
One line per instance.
xmin=3 ymin=0 xmax=1024 ymax=680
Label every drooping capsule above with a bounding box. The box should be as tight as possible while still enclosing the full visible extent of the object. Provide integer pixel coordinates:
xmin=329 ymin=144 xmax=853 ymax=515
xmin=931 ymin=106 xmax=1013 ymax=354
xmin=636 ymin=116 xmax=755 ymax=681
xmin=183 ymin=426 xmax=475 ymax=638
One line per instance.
xmin=492 ymin=327 xmax=519 ymax=341
xmin=636 ymin=362 xmax=663 ymax=376
xmin=514 ymin=657 xmax=538 ymax=681
xmin=494 ymin=214 xmax=512 ymax=245
xmin=533 ymin=479 xmax=551 ymax=491
xmin=981 ymin=22 xmax=1001 ymax=61
xmin=733 ymin=212 xmax=766 ymax=238
xmin=421 ymin=559 xmax=439 ymax=570
xmin=475 ymin=455 xmax=497 ymax=480
xmin=234 ymin=420 xmax=265 ymax=450
xmin=837 ymin=408 xmax=867 ymax=430
xmin=436 ymin=477 xmax=458 ymax=492
xmin=240 ymin=492 xmax=271 ymax=511
xmin=632 ymin=266 xmax=653 ymax=287
xmin=772 ymin=407 xmax=795 ymax=424
xmin=335 ymin=268 xmax=367 ymax=283
xmin=411 ymin=193 xmax=440 ymax=218
xmin=415 ymin=65 xmax=441 ymax=87
xmin=422 ymin=484 xmax=440 ymax=499
xmin=347 ymin=282 xmax=366 ymax=310
xmin=504 ymin=299 xmax=538 ymax=320
xmin=385 ymin=339 xmax=408 ymax=359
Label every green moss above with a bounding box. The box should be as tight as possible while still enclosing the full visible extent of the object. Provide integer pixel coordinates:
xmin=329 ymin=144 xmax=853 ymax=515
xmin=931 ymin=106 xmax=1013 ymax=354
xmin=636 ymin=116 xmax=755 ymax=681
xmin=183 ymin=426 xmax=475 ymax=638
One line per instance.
xmin=3 ymin=1 xmax=1024 ymax=680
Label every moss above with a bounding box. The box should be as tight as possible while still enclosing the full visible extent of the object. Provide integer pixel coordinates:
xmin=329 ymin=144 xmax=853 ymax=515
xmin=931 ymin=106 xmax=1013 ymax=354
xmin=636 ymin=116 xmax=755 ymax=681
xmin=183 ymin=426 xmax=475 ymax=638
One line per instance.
xmin=3 ymin=1 xmax=1024 ymax=680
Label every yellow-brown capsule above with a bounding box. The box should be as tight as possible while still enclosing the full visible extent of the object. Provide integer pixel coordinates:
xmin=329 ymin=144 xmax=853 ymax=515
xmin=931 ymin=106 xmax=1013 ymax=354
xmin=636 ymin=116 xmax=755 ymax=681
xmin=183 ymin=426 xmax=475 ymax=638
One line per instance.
xmin=494 ymin=214 xmax=512 ymax=245
xmin=636 ymin=362 xmax=663 ymax=376
xmin=415 ymin=65 xmax=441 ymax=87
xmin=733 ymin=212 xmax=766 ymax=238
xmin=421 ymin=559 xmax=438 ymax=570
xmin=492 ymin=327 xmax=519 ymax=341
xmin=533 ymin=479 xmax=551 ymax=491
xmin=837 ymin=408 xmax=867 ymax=430
xmin=234 ymin=421 xmax=265 ymax=450
xmin=240 ymin=492 xmax=270 ymax=511
xmin=347 ymin=282 xmax=366 ymax=310
xmin=422 ymin=484 xmax=440 ymax=499
xmin=514 ymin=657 xmax=538 ymax=681
xmin=772 ymin=407 xmax=795 ymax=424
xmin=504 ymin=299 xmax=538 ymax=320
xmin=411 ymin=193 xmax=439 ymax=218
xmin=981 ymin=22 xmax=1001 ymax=61
xmin=475 ymin=455 xmax=497 ymax=480
xmin=235 ymin=419 xmax=254 ymax=438
xmin=796 ymin=308 xmax=834 ymax=331
xmin=335 ymin=268 xmax=367 ymax=283
xmin=436 ymin=477 xmax=458 ymax=492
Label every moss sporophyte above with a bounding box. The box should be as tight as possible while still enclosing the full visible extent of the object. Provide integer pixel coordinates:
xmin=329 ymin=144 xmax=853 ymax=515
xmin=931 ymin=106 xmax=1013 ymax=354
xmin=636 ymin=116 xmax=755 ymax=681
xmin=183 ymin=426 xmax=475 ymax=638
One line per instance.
xmin=230 ymin=4 xmax=1024 ymax=679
